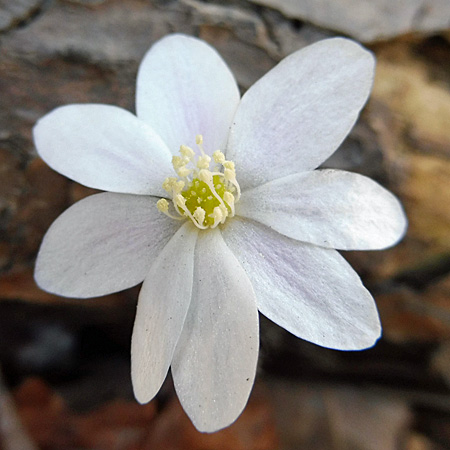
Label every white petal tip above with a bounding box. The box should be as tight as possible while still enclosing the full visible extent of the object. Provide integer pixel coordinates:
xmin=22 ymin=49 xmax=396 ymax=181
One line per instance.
xmin=131 ymin=372 xmax=159 ymax=405
xmin=33 ymin=263 xmax=80 ymax=299
xmin=372 ymin=201 xmax=408 ymax=251
xmin=132 ymin=391 xmax=153 ymax=405
xmin=130 ymin=351 xmax=166 ymax=405
xmin=337 ymin=321 xmax=382 ymax=351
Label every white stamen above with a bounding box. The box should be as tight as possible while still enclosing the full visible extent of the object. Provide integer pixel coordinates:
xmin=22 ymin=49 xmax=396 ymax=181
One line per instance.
xmin=177 ymin=199 xmax=208 ymax=230
xmin=172 ymin=155 xmax=184 ymax=169
xmin=197 ymin=155 xmax=211 ymax=169
xmin=175 ymin=194 xmax=186 ymax=208
xmin=172 ymin=180 xmax=185 ymax=194
xmin=196 ymin=134 xmax=206 ymax=155
xmin=223 ymin=191 xmax=235 ymax=216
xmin=213 ymin=150 xmax=226 ymax=164
xmin=157 ymin=134 xmax=241 ymax=230
xmin=209 ymin=206 xmax=223 ymax=228
xmin=211 ymin=170 xmax=241 ymax=201
xmin=224 ymin=168 xmax=235 ymax=181
xmin=193 ymin=207 xmax=206 ymax=226
xmin=198 ymin=169 xmax=212 ymax=184
xmin=176 ymin=166 xmax=191 ymax=178
xmin=223 ymin=161 xmax=235 ymax=171
xmin=180 ymin=145 xmax=195 ymax=158
xmin=219 ymin=204 xmax=228 ymax=224
xmin=199 ymin=171 xmax=229 ymax=212
xmin=162 ymin=177 xmax=177 ymax=193
xmin=156 ymin=198 xmax=184 ymax=221
xmin=156 ymin=198 xmax=169 ymax=212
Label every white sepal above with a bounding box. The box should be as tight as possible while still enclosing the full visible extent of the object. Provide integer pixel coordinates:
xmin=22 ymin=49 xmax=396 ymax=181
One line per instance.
xmin=223 ymin=218 xmax=381 ymax=350
xmin=172 ymin=228 xmax=259 ymax=432
xmin=227 ymin=38 xmax=375 ymax=190
xmin=35 ymin=193 xmax=181 ymax=298
xmin=237 ymin=169 xmax=407 ymax=250
xmin=137 ymin=34 xmax=240 ymax=155
xmin=33 ymin=104 xmax=172 ymax=196
xmin=132 ymin=222 xmax=198 ymax=404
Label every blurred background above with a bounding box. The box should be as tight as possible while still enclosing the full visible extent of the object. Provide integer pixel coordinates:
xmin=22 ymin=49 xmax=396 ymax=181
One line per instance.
xmin=1 ymin=0 xmax=450 ymax=449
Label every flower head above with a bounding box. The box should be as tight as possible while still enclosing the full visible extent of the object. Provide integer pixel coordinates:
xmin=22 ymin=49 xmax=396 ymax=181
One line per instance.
xmin=157 ymin=135 xmax=240 ymax=229
xmin=33 ymin=34 xmax=407 ymax=432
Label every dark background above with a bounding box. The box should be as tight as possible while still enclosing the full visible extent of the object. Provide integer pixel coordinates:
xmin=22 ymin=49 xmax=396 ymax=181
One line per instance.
xmin=1 ymin=0 xmax=450 ymax=448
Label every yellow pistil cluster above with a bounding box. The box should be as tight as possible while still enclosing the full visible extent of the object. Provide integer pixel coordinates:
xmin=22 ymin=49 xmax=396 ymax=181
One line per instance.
xmin=156 ymin=135 xmax=241 ymax=229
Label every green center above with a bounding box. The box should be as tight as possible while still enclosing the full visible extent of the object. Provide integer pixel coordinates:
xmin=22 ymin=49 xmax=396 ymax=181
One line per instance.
xmin=181 ymin=175 xmax=230 ymax=227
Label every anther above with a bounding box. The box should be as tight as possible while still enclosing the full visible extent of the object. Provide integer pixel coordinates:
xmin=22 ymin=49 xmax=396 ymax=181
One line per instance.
xmin=193 ymin=207 xmax=206 ymax=226
xmin=175 ymin=194 xmax=186 ymax=208
xmin=180 ymin=145 xmax=195 ymax=158
xmin=209 ymin=206 xmax=223 ymax=228
xmin=156 ymin=198 xmax=169 ymax=212
xmin=156 ymin=198 xmax=184 ymax=221
xmin=197 ymin=155 xmax=211 ymax=169
xmin=223 ymin=191 xmax=235 ymax=215
xmin=224 ymin=168 xmax=235 ymax=181
xmin=172 ymin=180 xmax=185 ymax=194
xmin=196 ymin=134 xmax=206 ymax=155
xmin=223 ymin=161 xmax=235 ymax=171
xmin=213 ymin=150 xmax=226 ymax=164
xmin=176 ymin=166 xmax=191 ymax=178
xmin=172 ymin=155 xmax=184 ymax=169
xmin=162 ymin=177 xmax=177 ymax=193
xmin=198 ymin=169 xmax=212 ymax=184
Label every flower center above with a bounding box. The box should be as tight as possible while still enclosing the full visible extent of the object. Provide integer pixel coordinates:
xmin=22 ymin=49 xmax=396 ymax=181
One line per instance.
xmin=156 ymin=135 xmax=241 ymax=229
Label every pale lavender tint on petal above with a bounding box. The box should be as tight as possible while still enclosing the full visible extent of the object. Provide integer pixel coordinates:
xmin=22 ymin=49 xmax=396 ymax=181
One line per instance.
xmin=136 ymin=34 xmax=240 ymax=155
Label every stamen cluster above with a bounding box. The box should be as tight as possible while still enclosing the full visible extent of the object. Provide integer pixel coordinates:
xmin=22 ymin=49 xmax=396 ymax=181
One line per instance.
xmin=157 ymin=135 xmax=240 ymax=229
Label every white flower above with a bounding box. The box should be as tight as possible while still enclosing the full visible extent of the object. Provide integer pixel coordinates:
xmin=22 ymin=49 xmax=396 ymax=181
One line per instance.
xmin=33 ymin=34 xmax=407 ymax=432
